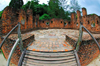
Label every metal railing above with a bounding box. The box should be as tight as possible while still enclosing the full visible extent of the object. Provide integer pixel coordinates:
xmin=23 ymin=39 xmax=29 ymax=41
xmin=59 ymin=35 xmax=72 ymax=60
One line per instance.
xmin=0 ymin=22 xmax=24 ymax=66
xmin=76 ymin=22 xmax=100 ymax=52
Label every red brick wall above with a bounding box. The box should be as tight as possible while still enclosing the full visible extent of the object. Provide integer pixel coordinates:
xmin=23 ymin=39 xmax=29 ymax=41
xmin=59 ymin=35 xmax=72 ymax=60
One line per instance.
xmin=1 ymin=6 xmax=100 ymax=34
xmin=39 ymin=18 xmax=72 ymax=29
xmin=82 ymin=8 xmax=87 ymax=16
xmin=1 ymin=6 xmax=35 ymax=35
xmin=72 ymin=8 xmax=100 ymax=33
xmin=27 ymin=9 xmax=33 ymax=29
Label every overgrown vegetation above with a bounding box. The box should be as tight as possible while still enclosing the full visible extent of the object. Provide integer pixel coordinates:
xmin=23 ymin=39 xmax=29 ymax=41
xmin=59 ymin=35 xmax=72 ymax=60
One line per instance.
xmin=9 ymin=0 xmax=23 ymax=10
xmin=39 ymin=14 xmax=51 ymax=20
xmin=0 ymin=11 xmax=3 ymax=19
xmin=0 ymin=0 xmax=81 ymax=20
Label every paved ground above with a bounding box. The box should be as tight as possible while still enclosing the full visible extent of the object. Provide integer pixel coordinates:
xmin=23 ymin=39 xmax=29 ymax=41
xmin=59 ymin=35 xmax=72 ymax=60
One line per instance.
xmin=27 ymin=29 xmax=73 ymax=52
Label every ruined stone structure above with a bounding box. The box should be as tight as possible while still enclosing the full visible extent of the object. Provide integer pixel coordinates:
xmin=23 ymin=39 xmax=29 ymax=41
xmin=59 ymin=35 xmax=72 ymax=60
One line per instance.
xmin=72 ymin=8 xmax=100 ymax=33
xmin=0 ymin=6 xmax=100 ymax=66
xmin=1 ymin=6 xmax=100 ymax=35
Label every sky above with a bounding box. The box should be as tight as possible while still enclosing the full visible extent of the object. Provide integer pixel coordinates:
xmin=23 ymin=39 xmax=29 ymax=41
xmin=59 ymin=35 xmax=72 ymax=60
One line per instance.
xmin=0 ymin=0 xmax=100 ymax=16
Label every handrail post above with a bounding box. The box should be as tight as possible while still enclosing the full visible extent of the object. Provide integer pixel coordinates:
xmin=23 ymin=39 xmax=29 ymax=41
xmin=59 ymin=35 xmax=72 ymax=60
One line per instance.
xmin=18 ymin=22 xmax=24 ymax=52
xmin=76 ymin=22 xmax=83 ymax=52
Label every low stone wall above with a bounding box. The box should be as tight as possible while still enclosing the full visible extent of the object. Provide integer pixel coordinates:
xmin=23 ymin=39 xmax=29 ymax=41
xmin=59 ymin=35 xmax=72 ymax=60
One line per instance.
xmin=78 ymin=40 xmax=100 ymax=66
xmin=66 ymin=35 xmax=100 ymax=66
xmin=1 ymin=34 xmax=34 ymax=65
xmin=66 ymin=35 xmax=77 ymax=49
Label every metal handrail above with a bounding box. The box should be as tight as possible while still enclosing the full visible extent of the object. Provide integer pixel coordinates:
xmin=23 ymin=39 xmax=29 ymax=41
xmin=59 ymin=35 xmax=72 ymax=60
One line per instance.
xmin=76 ymin=22 xmax=100 ymax=52
xmin=0 ymin=24 xmax=19 ymax=49
xmin=0 ymin=22 xmax=24 ymax=66
xmin=7 ymin=39 xmax=20 ymax=66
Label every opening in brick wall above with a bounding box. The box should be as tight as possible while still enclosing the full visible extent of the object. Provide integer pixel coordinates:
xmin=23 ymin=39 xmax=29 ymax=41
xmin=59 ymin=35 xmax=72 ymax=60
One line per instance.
xmin=91 ymin=22 xmax=95 ymax=27
xmin=42 ymin=21 xmax=44 ymax=23
xmin=46 ymin=22 xmax=49 ymax=25
xmin=88 ymin=21 xmax=90 ymax=24
xmin=26 ymin=17 xmax=28 ymax=22
xmin=61 ymin=21 xmax=62 ymax=23
xmin=97 ymin=20 xmax=99 ymax=24
xmin=36 ymin=22 xmax=37 ymax=25
xmin=51 ymin=21 xmax=53 ymax=23
xmin=21 ymin=19 xmax=25 ymax=25
xmin=76 ymin=23 xmax=78 ymax=26
xmin=68 ymin=22 xmax=70 ymax=24
xmin=16 ymin=14 xmax=19 ymax=17
xmin=64 ymin=22 xmax=67 ymax=26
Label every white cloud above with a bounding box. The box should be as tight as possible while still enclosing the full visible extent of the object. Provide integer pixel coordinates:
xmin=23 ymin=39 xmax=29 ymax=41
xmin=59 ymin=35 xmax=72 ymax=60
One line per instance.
xmin=0 ymin=0 xmax=10 ymax=10
xmin=39 ymin=0 xmax=49 ymax=4
xmin=23 ymin=0 xmax=49 ymax=4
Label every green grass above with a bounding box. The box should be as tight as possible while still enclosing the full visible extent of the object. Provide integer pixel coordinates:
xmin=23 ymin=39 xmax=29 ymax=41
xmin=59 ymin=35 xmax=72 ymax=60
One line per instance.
xmin=0 ymin=49 xmax=6 ymax=59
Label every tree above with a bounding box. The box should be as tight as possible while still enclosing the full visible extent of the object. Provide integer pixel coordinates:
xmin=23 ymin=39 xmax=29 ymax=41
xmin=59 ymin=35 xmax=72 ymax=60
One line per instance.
xmin=39 ymin=14 xmax=51 ymax=20
xmin=0 ymin=11 xmax=3 ymax=19
xmin=48 ymin=0 xmax=60 ymax=18
xmin=21 ymin=1 xmax=48 ymax=16
xmin=9 ymin=0 xmax=23 ymax=9
xmin=70 ymin=0 xmax=80 ymax=12
xmin=34 ymin=4 xmax=48 ymax=16
xmin=21 ymin=0 xmax=71 ymax=20
xmin=57 ymin=7 xmax=65 ymax=18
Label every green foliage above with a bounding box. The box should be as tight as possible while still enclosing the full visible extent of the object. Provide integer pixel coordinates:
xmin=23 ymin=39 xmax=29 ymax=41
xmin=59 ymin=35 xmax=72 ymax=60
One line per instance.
xmin=48 ymin=0 xmax=60 ymax=18
xmin=21 ymin=0 xmax=40 ymax=15
xmin=9 ymin=0 xmax=23 ymax=9
xmin=91 ymin=13 xmax=96 ymax=16
xmin=91 ymin=14 xmax=93 ymax=16
xmin=0 ymin=49 xmax=6 ymax=59
xmin=21 ymin=1 xmax=34 ymax=11
xmin=76 ymin=15 xmax=77 ymax=18
xmin=0 ymin=11 xmax=3 ymax=19
xmin=39 ymin=14 xmax=51 ymax=20
xmin=34 ymin=4 xmax=48 ymax=16
xmin=21 ymin=0 xmax=72 ymax=20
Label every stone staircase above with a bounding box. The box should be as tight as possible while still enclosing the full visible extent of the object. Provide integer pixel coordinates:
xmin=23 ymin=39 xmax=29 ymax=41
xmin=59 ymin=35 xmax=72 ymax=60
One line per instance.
xmin=18 ymin=50 xmax=80 ymax=66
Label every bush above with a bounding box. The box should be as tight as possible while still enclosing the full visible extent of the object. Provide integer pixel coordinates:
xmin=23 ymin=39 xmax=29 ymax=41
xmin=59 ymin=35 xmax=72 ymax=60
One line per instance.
xmin=39 ymin=14 xmax=51 ymax=20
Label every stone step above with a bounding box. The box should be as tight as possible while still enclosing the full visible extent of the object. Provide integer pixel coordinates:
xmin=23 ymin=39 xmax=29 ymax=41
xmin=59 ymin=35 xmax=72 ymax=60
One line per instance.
xmin=21 ymin=50 xmax=78 ymax=66
xmin=26 ymin=50 xmax=74 ymax=57
xmin=22 ymin=61 xmax=77 ymax=66
xmin=22 ymin=58 xmax=76 ymax=64
xmin=25 ymin=54 xmax=75 ymax=60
